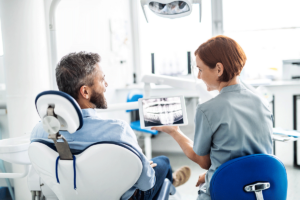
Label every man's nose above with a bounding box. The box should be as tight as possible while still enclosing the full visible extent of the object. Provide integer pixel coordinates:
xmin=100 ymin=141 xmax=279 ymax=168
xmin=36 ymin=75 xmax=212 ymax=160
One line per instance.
xmin=105 ymin=81 xmax=108 ymax=87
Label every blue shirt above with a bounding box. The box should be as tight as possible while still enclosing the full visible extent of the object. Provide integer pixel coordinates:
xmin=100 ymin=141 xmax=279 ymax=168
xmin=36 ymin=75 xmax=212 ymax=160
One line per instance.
xmin=193 ymin=84 xmax=273 ymax=200
xmin=30 ymin=109 xmax=156 ymax=200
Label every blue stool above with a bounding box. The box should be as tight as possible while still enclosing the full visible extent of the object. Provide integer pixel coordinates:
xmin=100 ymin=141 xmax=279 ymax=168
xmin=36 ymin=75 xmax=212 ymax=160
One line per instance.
xmin=210 ymin=154 xmax=288 ymax=200
xmin=126 ymin=91 xmax=158 ymax=159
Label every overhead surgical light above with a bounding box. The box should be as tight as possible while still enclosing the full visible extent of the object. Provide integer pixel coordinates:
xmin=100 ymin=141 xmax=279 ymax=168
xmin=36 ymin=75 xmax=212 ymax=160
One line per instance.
xmin=140 ymin=0 xmax=202 ymax=22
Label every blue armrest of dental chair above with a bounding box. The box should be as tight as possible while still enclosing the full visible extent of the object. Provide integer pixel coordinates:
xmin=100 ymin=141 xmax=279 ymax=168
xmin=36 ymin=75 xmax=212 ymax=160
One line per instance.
xmin=28 ymin=90 xmax=175 ymax=200
xmin=210 ymin=154 xmax=288 ymax=200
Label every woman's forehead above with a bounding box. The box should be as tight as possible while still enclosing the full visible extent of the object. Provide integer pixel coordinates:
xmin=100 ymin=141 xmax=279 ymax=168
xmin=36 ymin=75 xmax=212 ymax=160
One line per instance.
xmin=196 ymin=56 xmax=205 ymax=66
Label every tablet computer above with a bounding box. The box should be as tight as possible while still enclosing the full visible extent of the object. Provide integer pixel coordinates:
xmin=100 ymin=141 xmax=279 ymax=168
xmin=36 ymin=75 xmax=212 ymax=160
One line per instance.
xmin=138 ymin=96 xmax=188 ymax=128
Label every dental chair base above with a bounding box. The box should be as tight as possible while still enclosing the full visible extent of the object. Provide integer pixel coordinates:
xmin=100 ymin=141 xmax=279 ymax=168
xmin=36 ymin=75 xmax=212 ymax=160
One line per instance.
xmin=28 ymin=166 xmax=58 ymax=200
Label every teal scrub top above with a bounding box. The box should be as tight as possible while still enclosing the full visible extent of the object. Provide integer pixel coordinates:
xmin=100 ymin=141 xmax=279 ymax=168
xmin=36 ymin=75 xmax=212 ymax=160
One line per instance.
xmin=193 ymin=84 xmax=273 ymax=200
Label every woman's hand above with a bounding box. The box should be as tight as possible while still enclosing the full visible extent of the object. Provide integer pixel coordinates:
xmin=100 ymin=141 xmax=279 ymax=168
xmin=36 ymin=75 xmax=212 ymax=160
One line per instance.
xmin=196 ymin=172 xmax=206 ymax=187
xmin=151 ymin=126 xmax=180 ymax=136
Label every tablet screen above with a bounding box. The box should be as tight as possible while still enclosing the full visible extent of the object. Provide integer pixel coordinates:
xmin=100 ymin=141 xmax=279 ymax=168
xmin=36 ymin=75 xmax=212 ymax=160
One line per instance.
xmin=142 ymin=97 xmax=184 ymax=127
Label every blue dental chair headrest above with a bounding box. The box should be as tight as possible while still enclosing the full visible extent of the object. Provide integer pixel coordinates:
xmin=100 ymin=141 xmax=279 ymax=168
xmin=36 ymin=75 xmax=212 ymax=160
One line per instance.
xmin=35 ymin=90 xmax=83 ymax=134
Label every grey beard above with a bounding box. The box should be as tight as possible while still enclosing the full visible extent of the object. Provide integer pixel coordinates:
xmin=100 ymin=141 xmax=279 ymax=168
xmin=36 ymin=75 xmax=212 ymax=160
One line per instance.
xmin=90 ymin=91 xmax=107 ymax=109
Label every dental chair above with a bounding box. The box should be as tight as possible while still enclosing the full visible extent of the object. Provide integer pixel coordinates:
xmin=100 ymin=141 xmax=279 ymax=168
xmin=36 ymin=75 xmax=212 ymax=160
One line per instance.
xmin=28 ymin=90 xmax=176 ymax=200
xmin=210 ymin=154 xmax=288 ymax=200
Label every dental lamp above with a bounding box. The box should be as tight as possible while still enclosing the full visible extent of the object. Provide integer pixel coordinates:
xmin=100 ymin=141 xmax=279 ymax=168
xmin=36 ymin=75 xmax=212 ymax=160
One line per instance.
xmin=140 ymin=0 xmax=202 ymax=22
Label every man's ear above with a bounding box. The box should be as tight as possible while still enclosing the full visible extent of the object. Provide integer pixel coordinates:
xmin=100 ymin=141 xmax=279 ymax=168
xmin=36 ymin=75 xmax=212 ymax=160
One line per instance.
xmin=79 ymin=85 xmax=91 ymax=100
xmin=216 ymin=62 xmax=224 ymax=77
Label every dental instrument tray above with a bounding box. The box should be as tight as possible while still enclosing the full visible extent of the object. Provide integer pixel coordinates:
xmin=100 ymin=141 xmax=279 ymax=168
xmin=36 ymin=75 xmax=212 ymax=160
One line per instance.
xmin=138 ymin=96 xmax=188 ymax=128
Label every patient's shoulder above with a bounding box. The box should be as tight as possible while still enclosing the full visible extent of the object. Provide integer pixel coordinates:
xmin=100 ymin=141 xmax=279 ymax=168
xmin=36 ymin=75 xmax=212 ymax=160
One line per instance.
xmin=31 ymin=121 xmax=43 ymax=132
xmin=103 ymin=119 xmax=136 ymax=136
xmin=30 ymin=121 xmax=48 ymax=141
xmin=95 ymin=118 xmax=128 ymax=127
xmin=87 ymin=117 xmax=131 ymax=132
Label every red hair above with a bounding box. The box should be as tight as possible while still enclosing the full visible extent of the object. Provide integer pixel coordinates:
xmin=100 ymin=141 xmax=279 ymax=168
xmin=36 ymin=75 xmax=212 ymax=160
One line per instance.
xmin=195 ymin=35 xmax=247 ymax=82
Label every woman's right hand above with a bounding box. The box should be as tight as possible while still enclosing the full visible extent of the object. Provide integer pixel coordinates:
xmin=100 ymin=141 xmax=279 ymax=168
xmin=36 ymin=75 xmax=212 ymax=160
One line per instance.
xmin=151 ymin=126 xmax=180 ymax=136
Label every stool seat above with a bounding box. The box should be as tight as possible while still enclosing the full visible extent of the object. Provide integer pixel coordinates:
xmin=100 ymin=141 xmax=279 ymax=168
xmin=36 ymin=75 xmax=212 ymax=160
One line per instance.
xmin=130 ymin=121 xmax=158 ymax=135
xmin=210 ymin=154 xmax=288 ymax=200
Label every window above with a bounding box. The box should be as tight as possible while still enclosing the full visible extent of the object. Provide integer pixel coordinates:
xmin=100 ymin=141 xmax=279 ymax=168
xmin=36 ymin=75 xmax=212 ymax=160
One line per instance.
xmin=137 ymin=0 xmax=212 ymax=76
xmin=223 ymin=0 xmax=300 ymax=80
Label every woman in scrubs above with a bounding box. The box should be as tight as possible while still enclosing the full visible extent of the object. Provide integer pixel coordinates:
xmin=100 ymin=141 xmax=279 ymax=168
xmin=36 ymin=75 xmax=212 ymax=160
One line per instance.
xmin=152 ymin=35 xmax=273 ymax=200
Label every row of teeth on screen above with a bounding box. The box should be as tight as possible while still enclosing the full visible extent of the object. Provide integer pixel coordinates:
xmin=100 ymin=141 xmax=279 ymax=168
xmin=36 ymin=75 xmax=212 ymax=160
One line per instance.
xmin=144 ymin=109 xmax=183 ymax=125
xmin=144 ymin=103 xmax=182 ymax=114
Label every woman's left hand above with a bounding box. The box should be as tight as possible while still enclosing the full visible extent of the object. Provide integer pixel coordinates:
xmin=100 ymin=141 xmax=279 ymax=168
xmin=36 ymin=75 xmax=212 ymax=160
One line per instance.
xmin=196 ymin=172 xmax=206 ymax=187
xmin=151 ymin=126 xmax=180 ymax=136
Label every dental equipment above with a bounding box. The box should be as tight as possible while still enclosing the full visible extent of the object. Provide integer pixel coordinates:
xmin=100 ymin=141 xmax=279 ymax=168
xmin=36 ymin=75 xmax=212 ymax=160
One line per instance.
xmin=96 ymin=74 xmax=215 ymax=114
xmin=141 ymin=74 xmax=214 ymax=103
xmin=0 ymin=133 xmax=31 ymax=176
xmin=35 ymin=91 xmax=83 ymax=160
xmin=140 ymin=0 xmax=202 ymax=22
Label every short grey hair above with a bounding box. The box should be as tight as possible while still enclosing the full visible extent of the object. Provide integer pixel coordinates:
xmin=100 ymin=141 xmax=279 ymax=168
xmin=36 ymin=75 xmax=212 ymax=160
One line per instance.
xmin=56 ymin=52 xmax=101 ymax=100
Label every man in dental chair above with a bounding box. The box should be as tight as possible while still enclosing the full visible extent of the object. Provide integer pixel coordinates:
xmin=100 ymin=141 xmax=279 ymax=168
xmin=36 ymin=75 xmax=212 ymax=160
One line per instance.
xmin=31 ymin=52 xmax=191 ymax=200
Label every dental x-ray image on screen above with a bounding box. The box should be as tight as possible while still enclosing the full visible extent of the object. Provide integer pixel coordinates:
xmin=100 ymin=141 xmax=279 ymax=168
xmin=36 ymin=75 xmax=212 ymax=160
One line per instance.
xmin=142 ymin=97 xmax=184 ymax=127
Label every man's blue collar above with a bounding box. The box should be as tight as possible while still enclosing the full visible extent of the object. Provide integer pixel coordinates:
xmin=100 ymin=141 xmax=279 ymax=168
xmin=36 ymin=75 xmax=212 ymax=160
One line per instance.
xmin=82 ymin=108 xmax=97 ymax=118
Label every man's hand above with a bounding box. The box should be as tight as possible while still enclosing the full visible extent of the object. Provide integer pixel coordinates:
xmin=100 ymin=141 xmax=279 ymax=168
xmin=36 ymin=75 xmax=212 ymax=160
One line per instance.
xmin=196 ymin=172 xmax=206 ymax=187
xmin=150 ymin=161 xmax=157 ymax=168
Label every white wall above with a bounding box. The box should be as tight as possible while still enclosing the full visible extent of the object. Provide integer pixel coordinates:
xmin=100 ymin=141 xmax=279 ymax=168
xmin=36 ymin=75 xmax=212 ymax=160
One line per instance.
xmin=0 ymin=57 xmax=4 ymax=85
xmin=55 ymin=0 xmax=134 ymax=87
